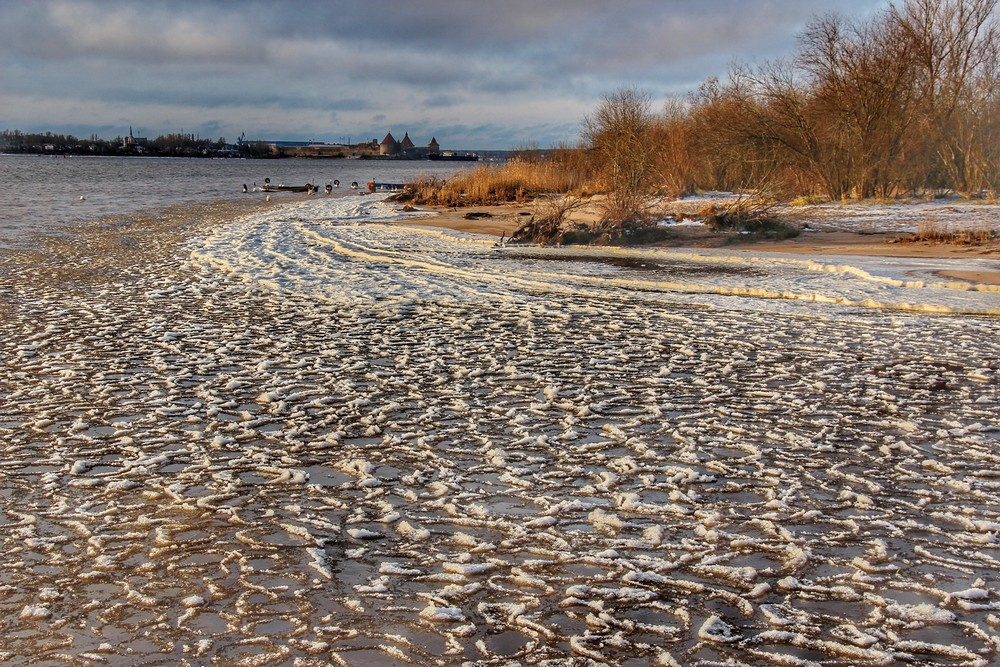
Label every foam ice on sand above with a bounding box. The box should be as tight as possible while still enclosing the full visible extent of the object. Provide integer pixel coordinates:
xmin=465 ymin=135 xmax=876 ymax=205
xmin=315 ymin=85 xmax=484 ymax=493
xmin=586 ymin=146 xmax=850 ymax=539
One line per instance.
xmin=191 ymin=194 xmax=1000 ymax=316
xmin=0 ymin=190 xmax=998 ymax=664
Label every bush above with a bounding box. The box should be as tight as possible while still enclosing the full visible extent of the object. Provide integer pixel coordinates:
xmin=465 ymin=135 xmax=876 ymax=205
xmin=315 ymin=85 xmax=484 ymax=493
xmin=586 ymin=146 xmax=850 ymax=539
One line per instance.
xmin=583 ymin=87 xmax=659 ymax=232
xmin=511 ymin=195 xmax=586 ymax=244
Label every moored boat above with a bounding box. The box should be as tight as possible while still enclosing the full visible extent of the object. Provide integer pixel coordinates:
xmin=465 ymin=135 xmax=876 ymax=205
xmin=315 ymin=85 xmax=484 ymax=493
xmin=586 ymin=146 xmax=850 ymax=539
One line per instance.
xmin=428 ymin=152 xmax=479 ymax=162
xmin=260 ymin=183 xmax=314 ymax=193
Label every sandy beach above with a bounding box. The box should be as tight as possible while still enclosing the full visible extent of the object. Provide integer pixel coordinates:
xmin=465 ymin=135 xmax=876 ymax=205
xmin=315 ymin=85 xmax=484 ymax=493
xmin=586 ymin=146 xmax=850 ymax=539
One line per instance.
xmin=7 ymin=0 xmax=1000 ymax=659
xmin=398 ymin=201 xmax=1000 ymax=285
xmin=1 ymin=193 xmax=999 ymax=665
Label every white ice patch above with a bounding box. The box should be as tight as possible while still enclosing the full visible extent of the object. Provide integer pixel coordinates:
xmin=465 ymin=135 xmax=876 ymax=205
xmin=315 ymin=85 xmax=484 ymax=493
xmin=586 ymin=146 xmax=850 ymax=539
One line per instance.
xmin=190 ymin=195 xmax=1000 ymax=315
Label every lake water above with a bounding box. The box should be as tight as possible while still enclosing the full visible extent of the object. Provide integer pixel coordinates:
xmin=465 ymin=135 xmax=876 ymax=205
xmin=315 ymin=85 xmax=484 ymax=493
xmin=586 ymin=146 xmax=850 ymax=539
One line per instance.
xmin=0 ymin=154 xmax=469 ymax=247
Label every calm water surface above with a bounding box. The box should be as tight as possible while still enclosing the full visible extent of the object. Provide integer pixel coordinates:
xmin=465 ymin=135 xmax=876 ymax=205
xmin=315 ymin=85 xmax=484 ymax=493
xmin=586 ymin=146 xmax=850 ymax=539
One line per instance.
xmin=0 ymin=154 xmax=468 ymax=247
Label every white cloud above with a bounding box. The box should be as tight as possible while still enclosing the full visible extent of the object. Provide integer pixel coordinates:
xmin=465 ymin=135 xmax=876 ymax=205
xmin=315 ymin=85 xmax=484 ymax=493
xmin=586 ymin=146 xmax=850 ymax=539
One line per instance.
xmin=0 ymin=0 xmax=888 ymax=148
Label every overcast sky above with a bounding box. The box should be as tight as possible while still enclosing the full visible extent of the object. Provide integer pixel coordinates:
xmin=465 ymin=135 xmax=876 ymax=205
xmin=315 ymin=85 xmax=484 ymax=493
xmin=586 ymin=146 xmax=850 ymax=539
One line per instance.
xmin=1 ymin=0 xmax=886 ymax=150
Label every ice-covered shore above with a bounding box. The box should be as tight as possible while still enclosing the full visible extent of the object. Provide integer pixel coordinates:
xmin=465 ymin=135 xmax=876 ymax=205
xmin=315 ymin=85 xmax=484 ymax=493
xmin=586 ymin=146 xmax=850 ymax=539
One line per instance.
xmin=0 ymin=193 xmax=998 ymax=665
xmin=193 ymin=194 xmax=1000 ymax=316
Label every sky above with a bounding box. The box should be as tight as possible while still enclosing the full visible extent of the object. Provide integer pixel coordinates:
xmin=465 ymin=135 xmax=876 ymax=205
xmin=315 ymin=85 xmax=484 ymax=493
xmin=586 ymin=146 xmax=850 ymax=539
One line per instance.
xmin=1 ymin=0 xmax=887 ymax=150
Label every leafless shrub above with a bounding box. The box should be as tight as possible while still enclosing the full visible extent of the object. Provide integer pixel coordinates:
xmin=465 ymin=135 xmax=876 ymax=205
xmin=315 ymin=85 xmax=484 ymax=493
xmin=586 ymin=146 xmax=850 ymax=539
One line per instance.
xmin=511 ymin=195 xmax=587 ymax=244
xmin=681 ymin=0 xmax=999 ymax=201
xmin=582 ymin=87 xmax=659 ymax=236
xmin=702 ymin=167 xmax=783 ymax=229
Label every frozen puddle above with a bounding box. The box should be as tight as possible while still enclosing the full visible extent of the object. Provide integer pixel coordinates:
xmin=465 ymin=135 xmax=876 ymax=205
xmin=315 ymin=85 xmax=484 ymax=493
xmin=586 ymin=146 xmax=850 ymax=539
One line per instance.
xmin=0 ymin=194 xmax=998 ymax=665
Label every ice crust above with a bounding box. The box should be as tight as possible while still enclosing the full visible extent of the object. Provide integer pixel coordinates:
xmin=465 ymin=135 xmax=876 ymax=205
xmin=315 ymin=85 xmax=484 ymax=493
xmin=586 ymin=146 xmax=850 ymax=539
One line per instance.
xmin=0 ymin=193 xmax=998 ymax=665
xmin=190 ymin=196 xmax=1000 ymax=316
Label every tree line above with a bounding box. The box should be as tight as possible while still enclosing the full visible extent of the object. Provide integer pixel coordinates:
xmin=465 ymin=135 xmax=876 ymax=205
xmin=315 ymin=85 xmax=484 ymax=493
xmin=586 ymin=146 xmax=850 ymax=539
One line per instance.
xmin=0 ymin=130 xmax=275 ymax=158
xmin=585 ymin=0 xmax=999 ymax=228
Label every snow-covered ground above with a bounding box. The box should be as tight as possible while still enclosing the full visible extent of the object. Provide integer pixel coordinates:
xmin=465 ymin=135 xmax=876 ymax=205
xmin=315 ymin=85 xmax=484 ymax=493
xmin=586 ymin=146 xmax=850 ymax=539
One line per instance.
xmin=193 ymin=195 xmax=1000 ymax=316
xmin=781 ymin=196 xmax=1000 ymax=235
xmin=669 ymin=192 xmax=1000 ymax=235
xmin=1 ymin=193 xmax=998 ymax=665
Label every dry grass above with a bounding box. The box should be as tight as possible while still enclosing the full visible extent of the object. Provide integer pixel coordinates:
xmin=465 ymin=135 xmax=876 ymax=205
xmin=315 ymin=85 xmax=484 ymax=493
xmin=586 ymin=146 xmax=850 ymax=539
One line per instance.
xmin=908 ymin=220 xmax=997 ymax=245
xmin=788 ymin=194 xmax=830 ymax=207
xmin=405 ymin=157 xmax=595 ymax=207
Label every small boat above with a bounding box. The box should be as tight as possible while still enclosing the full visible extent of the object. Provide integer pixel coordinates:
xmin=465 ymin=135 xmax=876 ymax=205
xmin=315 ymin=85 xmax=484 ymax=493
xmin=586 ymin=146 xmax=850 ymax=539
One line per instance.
xmin=428 ymin=152 xmax=479 ymax=162
xmin=260 ymin=183 xmax=314 ymax=193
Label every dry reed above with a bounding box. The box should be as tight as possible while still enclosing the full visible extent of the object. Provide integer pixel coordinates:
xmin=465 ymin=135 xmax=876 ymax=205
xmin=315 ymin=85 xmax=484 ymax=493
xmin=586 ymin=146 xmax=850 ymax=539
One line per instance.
xmin=406 ymin=157 xmax=594 ymax=207
xmin=910 ymin=220 xmax=997 ymax=244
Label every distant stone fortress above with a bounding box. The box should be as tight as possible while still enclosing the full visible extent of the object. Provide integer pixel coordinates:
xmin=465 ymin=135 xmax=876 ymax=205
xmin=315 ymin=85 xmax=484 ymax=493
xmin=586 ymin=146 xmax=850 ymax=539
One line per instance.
xmin=260 ymin=132 xmax=475 ymax=160
xmin=378 ymin=132 xmax=438 ymax=159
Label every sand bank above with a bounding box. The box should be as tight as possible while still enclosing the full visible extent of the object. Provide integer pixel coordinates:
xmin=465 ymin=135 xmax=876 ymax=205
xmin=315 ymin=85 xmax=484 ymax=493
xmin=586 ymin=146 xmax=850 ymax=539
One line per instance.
xmin=397 ymin=202 xmax=1000 ymax=285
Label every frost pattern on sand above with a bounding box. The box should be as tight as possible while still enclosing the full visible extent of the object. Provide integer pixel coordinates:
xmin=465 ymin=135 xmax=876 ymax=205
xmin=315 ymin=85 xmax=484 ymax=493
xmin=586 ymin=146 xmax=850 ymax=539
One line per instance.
xmin=0 ymin=195 xmax=999 ymax=665
xmin=192 ymin=195 xmax=1000 ymax=316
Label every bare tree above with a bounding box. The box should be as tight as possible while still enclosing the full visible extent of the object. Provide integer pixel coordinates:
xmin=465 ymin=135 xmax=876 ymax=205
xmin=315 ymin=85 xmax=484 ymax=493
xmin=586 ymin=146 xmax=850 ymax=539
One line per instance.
xmin=576 ymin=0 xmax=999 ymax=207
xmin=582 ymin=87 xmax=658 ymax=236
xmin=797 ymin=11 xmax=922 ymax=198
xmin=652 ymin=99 xmax=699 ymax=197
xmin=892 ymin=0 xmax=999 ymax=193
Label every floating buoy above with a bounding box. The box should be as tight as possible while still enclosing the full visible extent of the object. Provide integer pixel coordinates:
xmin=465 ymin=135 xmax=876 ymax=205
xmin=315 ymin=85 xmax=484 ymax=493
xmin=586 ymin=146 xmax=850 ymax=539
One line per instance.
xmin=242 ymin=183 xmax=248 ymax=193
xmin=325 ymin=182 xmax=333 ymax=194
xmin=333 ymin=179 xmax=340 ymax=188
xmin=351 ymin=181 xmax=359 ymax=189
xmin=79 ymin=195 xmax=85 ymax=201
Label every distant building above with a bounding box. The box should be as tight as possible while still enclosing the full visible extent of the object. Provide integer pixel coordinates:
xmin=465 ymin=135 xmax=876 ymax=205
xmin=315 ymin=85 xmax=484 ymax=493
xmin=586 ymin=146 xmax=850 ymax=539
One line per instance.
xmin=379 ymin=132 xmax=399 ymax=156
xmin=123 ymin=126 xmax=148 ymax=148
xmin=378 ymin=131 xmax=441 ymax=159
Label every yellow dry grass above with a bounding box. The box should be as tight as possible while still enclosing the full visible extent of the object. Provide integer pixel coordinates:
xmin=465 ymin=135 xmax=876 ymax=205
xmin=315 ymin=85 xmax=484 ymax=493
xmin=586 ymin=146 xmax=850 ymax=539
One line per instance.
xmin=912 ymin=220 xmax=996 ymax=244
xmin=408 ymin=157 xmax=594 ymax=207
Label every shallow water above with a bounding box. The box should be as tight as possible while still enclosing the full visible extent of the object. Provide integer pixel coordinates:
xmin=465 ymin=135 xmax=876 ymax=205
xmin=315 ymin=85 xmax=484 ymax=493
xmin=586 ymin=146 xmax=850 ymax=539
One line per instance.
xmin=0 ymin=154 xmax=466 ymax=247
xmin=0 ymin=193 xmax=998 ymax=665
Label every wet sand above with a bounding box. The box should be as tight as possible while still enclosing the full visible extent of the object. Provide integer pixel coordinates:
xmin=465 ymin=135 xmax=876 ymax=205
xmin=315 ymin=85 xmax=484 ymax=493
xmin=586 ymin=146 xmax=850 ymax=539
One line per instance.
xmin=2 ymin=195 xmax=999 ymax=665
xmin=399 ymin=205 xmax=1000 ymax=285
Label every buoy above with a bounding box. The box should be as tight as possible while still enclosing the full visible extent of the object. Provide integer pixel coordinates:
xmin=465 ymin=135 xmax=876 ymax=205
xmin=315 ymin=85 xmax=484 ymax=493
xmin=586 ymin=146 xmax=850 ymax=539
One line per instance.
xmin=325 ymin=182 xmax=333 ymax=194
xmin=242 ymin=183 xmax=248 ymax=193
xmin=333 ymin=179 xmax=340 ymax=187
xmin=79 ymin=195 xmax=85 ymax=201
xmin=265 ymin=194 xmax=271 ymax=202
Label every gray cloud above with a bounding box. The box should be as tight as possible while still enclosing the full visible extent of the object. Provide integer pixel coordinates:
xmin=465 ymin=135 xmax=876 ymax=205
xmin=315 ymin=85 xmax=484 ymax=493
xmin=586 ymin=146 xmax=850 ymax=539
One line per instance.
xmin=0 ymin=0 xmax=887 ymax=149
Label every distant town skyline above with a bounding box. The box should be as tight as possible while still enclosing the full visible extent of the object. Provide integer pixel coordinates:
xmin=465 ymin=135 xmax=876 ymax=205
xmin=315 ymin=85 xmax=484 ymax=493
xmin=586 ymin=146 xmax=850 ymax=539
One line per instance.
xmin=1 ymin=0 xmax=885 ymax=150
